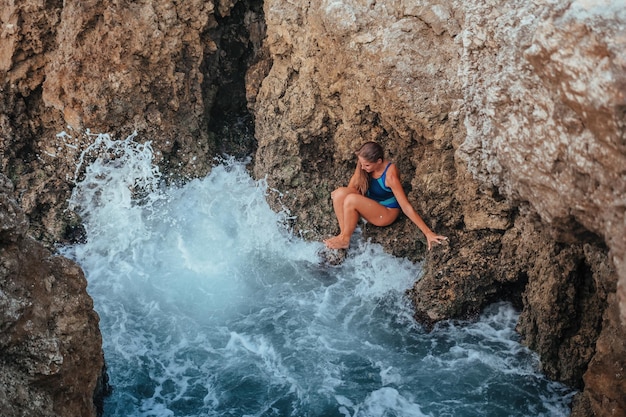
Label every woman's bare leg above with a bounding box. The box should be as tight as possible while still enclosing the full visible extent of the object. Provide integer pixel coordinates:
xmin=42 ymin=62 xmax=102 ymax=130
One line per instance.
xmin=324 ymin=193 xmax=400 ymax=249
xmin=329 ymin=187 xmax=357 ymax=234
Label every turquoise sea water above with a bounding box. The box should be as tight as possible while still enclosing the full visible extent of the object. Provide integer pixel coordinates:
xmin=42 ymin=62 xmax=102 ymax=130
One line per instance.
xmin=62 ymin=134 xmax=575 ymax=417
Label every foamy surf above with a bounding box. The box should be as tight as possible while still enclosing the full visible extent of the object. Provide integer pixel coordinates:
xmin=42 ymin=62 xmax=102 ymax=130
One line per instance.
xmin=61 ymin=133 xmax=575 ymax=417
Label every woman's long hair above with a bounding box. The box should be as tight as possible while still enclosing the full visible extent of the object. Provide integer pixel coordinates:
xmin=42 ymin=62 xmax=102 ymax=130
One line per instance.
xmin=354 ymin=142 xmax=384 ymax=195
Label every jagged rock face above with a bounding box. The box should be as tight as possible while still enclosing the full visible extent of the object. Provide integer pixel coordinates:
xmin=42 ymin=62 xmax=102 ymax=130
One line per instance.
xmin=0 ymin=174 xmax=106 ymax=417
xmin=0 ymin=0 xmax=263 ymax=244
xmin=1 ymin=1 xmax=263 ymax=415
xmin=457 ymin=0 xmax=626 ymax=326
xmin=252 ymin=0 xmax=625 ymax=416
xmin=455 ymin=3 xmax=626 ymax=411
xmin=252 ymin=0 xmax=462 ymax=251
xmin=582 ymin=294 xmax=626 ymax=416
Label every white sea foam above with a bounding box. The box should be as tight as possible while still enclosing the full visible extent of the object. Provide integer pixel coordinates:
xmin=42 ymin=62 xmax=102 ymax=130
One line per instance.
xmin=62 ymin=133 xmax=575 ymax=417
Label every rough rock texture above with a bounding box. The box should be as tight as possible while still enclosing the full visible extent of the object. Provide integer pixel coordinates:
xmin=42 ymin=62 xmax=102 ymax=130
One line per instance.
xmin=454 ymin=4 xmax=626 ymax=414
xmin=580 ymin=294 xmax=626 ymax=416
xmin=250 ymin=1 xmax=625 ymax=416
xmin=1 ymin=0 xmax=263 ymax=245
xmin=1 ymin=0 xmax=263 ymax=415
xmin=0 ymin=174 xmax=107 ymax=417
xmin=457 ymin=0 xmax=626 ymax=327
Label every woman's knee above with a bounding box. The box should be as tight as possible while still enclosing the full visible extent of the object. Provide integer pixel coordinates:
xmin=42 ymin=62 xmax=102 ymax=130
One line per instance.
xmin=331 ymin=187 xmax=352 ymax=201
xmin=342 ymin=193 xmax=361 ymax=210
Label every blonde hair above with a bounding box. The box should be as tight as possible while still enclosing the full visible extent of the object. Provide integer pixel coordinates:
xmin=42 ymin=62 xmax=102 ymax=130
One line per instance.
xmin=354 ymin=142 xmax=384 ymax=195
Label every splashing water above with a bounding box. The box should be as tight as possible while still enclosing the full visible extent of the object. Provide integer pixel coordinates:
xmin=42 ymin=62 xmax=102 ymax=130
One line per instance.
xmin=62 ymin=134 xmax=575 ymax=417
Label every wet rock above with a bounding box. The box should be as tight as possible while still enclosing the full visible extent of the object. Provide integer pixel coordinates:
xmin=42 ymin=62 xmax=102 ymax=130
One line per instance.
xmin=317 ymin=247 xmax=347 ymax=267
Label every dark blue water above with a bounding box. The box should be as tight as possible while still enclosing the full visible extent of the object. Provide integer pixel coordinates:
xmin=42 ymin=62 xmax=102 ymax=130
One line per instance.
xmin=62 ymin=134 xmax=575 ymax=417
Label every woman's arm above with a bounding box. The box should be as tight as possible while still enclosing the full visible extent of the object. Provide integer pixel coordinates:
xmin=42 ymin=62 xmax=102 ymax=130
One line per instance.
xmin=347 ymin=162 xmax=360 ymax=189
xmin=385 ymin=164 xmax=447 ymax=249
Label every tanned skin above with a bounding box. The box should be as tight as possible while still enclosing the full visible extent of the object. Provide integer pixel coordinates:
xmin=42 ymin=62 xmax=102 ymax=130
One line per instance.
xmin=324 ymin=153 xmax=447 ymax=250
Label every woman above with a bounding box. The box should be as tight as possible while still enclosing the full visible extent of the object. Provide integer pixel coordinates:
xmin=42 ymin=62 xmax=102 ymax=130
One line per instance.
xmin=324 ymin=141 xmax=447 ymax=250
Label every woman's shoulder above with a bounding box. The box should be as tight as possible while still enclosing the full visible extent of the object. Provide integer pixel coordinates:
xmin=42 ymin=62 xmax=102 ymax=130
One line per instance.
xmin=385 ymin=162 xmax=402 ymax=183
xmin=386 ymin=161 xmax=400 ymax=175
xmin=383 ymin=160 xmax=396 ymax=171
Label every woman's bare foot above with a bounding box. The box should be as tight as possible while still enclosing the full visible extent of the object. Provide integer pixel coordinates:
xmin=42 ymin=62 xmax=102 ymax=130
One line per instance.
xmin=324 ymin=235 xmax=350 ymax=249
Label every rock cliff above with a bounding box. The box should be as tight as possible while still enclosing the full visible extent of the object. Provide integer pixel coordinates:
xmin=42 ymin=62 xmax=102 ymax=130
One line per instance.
xmin=1 ymin=0 xmax=263 ymax=245
xmin=250 ymin=1 xmax=625 ymax=415
xmin=1 ymin=0 xmax=262 ymax=414
xmin=1 ymin=0 xmax=624 ymax=416
xmin=0 ymin=174 xmax=107 ymax=417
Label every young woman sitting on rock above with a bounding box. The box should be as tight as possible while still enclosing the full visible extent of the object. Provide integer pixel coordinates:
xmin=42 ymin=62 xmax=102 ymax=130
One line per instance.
xmin=324 ymin=141 xmax=447 ymax=250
